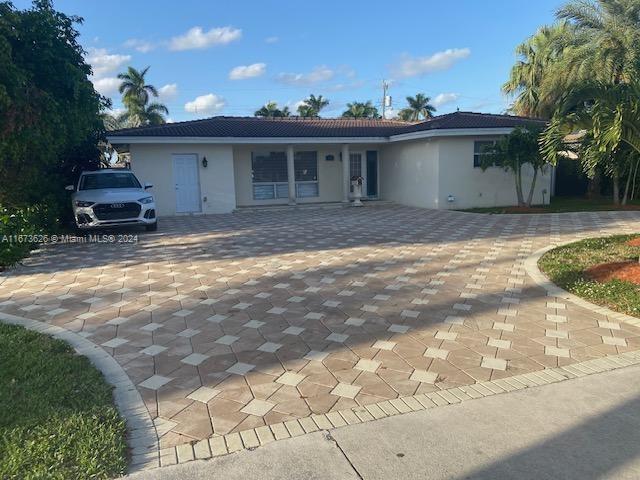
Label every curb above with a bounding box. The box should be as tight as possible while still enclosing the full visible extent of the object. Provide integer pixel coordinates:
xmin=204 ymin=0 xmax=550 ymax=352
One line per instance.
xmin=0 ymin=312 xmax=160 ymax=473
xmin=524 ymin=243 xmax=640 ymax=329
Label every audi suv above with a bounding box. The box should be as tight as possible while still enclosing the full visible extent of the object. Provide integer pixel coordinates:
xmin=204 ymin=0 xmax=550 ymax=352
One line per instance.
xmin=67 ymin=169 xmax=157 ymax=231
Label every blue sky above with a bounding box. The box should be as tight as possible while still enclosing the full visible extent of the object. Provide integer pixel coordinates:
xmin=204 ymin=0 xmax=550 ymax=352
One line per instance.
xmin=16 ymin=0 xmax=564 ymax=121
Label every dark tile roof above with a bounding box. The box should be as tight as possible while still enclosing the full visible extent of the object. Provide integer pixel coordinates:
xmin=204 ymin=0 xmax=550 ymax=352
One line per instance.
xmin=401 ymin=111 xmax=547 ymax=134
xmin=107 ymin=111 xmax=546 ymax=140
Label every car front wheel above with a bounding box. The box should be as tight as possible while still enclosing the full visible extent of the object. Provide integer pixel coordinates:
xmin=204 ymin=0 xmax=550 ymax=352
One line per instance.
xmin=145 ymin=221 xmax=158 ymax=232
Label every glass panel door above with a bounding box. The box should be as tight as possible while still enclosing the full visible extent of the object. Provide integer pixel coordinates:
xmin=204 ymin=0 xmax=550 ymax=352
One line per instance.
xmin=349 ymin=153 xmax=362 ymax=193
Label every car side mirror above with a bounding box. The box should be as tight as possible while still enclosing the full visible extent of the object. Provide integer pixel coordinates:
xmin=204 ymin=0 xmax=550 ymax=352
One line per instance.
xmin=65 ymin=185 xmax=75 ymax=191
xmin=144 ymin=183 xmax=153 ymax=190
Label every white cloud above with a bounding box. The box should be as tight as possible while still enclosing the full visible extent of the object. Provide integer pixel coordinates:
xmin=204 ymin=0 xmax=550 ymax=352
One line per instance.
xmin=169 ymin=26 xmax=242 ymax=51
xmin=326 ymin=80 xmax=365 ymax=92
xmin=93 ymin=77 xmax=121 ymax=96
xmin=265 ymin=36 xmax=279 ymax=44
xmin=276 ymin=66 xmax=334 ymax=85
xmin=229 ymin=63 xmax=266 ymax=80
xmin=158 ymin=83 xmax=178 ymax=101
xmin=184 ymin=93 xmax=225 ymax=115
xmin=433 ymin=92 xmax=460 ymax=108
xmin=123 ymin=38 xmax=155 ymax=53
xmin=393 ymin=48 xmax=470 ymax=78
xmin=85 ymin=47 xmax=131 ymax=78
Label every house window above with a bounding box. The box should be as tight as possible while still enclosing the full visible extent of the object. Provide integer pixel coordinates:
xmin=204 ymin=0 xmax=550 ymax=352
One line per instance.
xmin=252 ymin=151 xmax=288 ymax=200
xmin=294 ymin=151 xmax=319 ymax=198
xmin=473 ymin=141 xmax=496 ymax=168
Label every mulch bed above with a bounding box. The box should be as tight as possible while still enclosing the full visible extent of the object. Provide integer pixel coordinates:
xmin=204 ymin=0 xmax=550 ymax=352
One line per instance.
xmin=585 ymin=261 xmax=640 ymax=284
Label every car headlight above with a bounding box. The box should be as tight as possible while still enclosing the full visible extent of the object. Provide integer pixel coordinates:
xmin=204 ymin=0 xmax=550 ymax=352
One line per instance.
xmin=138 ymin=196 xmax=154 ymax=204
xmin=75 ymin=200 xmax=94 ymax=207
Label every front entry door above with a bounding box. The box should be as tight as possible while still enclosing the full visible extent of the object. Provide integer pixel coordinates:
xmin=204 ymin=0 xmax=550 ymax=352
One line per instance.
xmin=349 ymin=153 xmax=363 ymax=194
xmin=366 ymin=151 xmax=378 ymax=198
xmin=350 ymin=151 xmax=378 ymax=198
xmin=173 ymin=154 xmax=201 ymax=213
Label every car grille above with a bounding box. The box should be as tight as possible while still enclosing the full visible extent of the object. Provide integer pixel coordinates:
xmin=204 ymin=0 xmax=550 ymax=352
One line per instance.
xmin=93 ymin=202 xmax=141 ymax=220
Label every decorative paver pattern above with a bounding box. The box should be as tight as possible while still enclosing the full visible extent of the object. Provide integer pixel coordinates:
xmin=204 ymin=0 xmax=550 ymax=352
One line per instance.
xmin=2 ymin=205 xmax=640 ymax=456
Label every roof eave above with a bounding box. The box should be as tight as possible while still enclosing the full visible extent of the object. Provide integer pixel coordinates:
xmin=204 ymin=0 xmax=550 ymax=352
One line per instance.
xmin=106 ymin=135 xmax=391 ymax=145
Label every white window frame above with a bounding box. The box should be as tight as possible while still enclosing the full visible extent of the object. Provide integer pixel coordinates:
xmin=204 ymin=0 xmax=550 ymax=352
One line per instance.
xmin=294 ymin=151 xmax=319 ymax=198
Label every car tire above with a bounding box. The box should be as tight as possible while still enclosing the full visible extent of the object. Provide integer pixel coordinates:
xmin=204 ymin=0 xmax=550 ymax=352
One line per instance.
xmin=145 ymin=221 xmax=158 ymax=232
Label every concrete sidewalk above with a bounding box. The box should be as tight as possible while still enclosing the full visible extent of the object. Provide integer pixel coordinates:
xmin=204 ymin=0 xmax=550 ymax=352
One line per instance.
xmin=127 ymin=364 xmax=640 ymax=480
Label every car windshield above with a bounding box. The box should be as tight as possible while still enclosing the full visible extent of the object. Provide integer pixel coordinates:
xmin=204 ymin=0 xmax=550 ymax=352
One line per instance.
xmin=79 ymin=172 xmax=141 ymax=190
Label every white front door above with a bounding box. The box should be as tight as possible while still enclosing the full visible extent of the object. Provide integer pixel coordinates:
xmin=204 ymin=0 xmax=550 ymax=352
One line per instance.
xmin=172 ymin=154 xmax=201 ymax=213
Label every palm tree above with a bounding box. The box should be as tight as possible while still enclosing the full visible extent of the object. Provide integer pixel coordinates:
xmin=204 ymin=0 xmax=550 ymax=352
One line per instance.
xmin=116 ymin=66 xmax=168 ymax=126
xmin=118 ymin=102 xmax=169 ymax=127
xmin=118 ymin=66 xmax=159 ymax=109
xmin=402 ymin=93 xmax=436 ymax=121
xmin=255 ymin=101 xmax=290 ymax=117
xmin=503 ymin=23 xmax=571 ymax=118
xmin=556 ymin=0 xmax=640 ymax=85
xmin=297 ymin=104 xmax=315 ymax=117
xmin=541 ymin=81 xmax=640 ymax=204
xmin=341 ymin=101 xmax=380 ymax=119
xmin=298 ymin=94 xmax=329 ymax=117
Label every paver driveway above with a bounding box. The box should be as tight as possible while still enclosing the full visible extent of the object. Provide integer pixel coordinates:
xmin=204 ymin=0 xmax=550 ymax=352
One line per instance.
xmin=2 ymin=205 xmax=640 ymax=450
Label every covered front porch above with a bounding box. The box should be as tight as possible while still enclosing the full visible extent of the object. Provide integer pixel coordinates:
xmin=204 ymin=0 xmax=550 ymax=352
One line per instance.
xmin=233 ymin=143 xmax=382 ymax=207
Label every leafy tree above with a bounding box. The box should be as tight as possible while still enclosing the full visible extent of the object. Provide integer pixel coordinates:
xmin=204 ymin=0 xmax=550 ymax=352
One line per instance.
xmin=481 ymin=127 xmax=551 ymax=207
xmin=398 ymin=93 xmax=436 ymax=121
xmin=255 ymin=101 xmax=290 ymax=117
xmin=0 ymin=0 xmax=104 ymax=212
xmin=116 ymin=66 xmax=167 ymax=127
xmin=341 ymin=101 xmax=380 ymax=119
xmin=297 ymin=94 xmax=329 ymax=117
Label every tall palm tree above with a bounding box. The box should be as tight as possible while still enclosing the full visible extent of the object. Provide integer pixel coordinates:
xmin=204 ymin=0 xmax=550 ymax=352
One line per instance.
xmin=503 ymin=23 xmax=571 ymax=118
xmin=254 ymin=101 xmax=290 ymax=117
xmin=118 ymin=66 xmax=159 ymax=109
xmin=555 ymin=0 xmax=640 ymax=85
xmin=298 ymin=94 xmax=329 ymax=117
xmin=402 ymin=93 xmax=436 ymax=121
xmin=116 ymin=66 xmax=168 ymax=126
xmin=341 ymin=101 xmax=380 ymax=119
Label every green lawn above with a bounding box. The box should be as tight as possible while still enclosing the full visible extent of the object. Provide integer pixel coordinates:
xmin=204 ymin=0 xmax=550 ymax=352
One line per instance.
xmin=0 ymin=323 xmax=127 ymax=479
xmin=460 ymin=196 xmax=640 ymax=214
xmin=539 ymin=235 xmax=640 ymax=317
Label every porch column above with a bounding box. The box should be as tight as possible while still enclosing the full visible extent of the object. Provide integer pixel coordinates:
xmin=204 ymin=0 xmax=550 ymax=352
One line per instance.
xmin=342 ymin=144 xmax=350 ymax=202
xmin=286 ymin=144 xmax=296 ymax=205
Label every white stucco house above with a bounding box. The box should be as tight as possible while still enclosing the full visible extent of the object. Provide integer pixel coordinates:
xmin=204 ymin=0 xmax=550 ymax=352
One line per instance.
xmin=106 ymin=111 xmax=551 ymax=215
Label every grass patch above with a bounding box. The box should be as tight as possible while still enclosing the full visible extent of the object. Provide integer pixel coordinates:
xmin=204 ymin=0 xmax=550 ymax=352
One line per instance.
xmin=0 ymin=323 xmax=127 ymax=479
xmin=539 ymin=234 xmax=640 ymax=317
xmin=460 ymin=196 xmax=640 ymax=214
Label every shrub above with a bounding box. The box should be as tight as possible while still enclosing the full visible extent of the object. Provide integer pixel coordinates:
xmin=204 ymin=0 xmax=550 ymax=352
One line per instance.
xmin=0 ymin=202 xmax=63 ymax=268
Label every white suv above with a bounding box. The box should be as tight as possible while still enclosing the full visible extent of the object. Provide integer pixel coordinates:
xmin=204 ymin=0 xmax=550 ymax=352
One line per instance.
xmin=67 ymin=169 xmax=157 ymax=231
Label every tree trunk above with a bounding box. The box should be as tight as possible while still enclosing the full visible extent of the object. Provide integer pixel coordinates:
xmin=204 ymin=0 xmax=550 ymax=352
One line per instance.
xmin=622 ymin=165 xmax=633 ymax=206
xmin=612 ymin=172 xmax=620 ymax=205
xmin=631 ymin=159 xmax=639 ymax=201
xmin=525 ymin=167 xmax=539 ymax=207
xmin=587 ymin=171 xmax=601 ymax=199
xmin=514 ymin=162 xmax=524 ymax=206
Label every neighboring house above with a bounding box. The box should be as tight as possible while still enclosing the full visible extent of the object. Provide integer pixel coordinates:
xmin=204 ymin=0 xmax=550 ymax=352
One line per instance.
xmin=106 ymin=111 xmax=550 ymax=216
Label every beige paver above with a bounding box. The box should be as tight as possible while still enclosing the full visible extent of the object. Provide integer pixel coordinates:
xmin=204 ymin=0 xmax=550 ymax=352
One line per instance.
xmin=2 ymin=205 xmax=640 ymax=454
